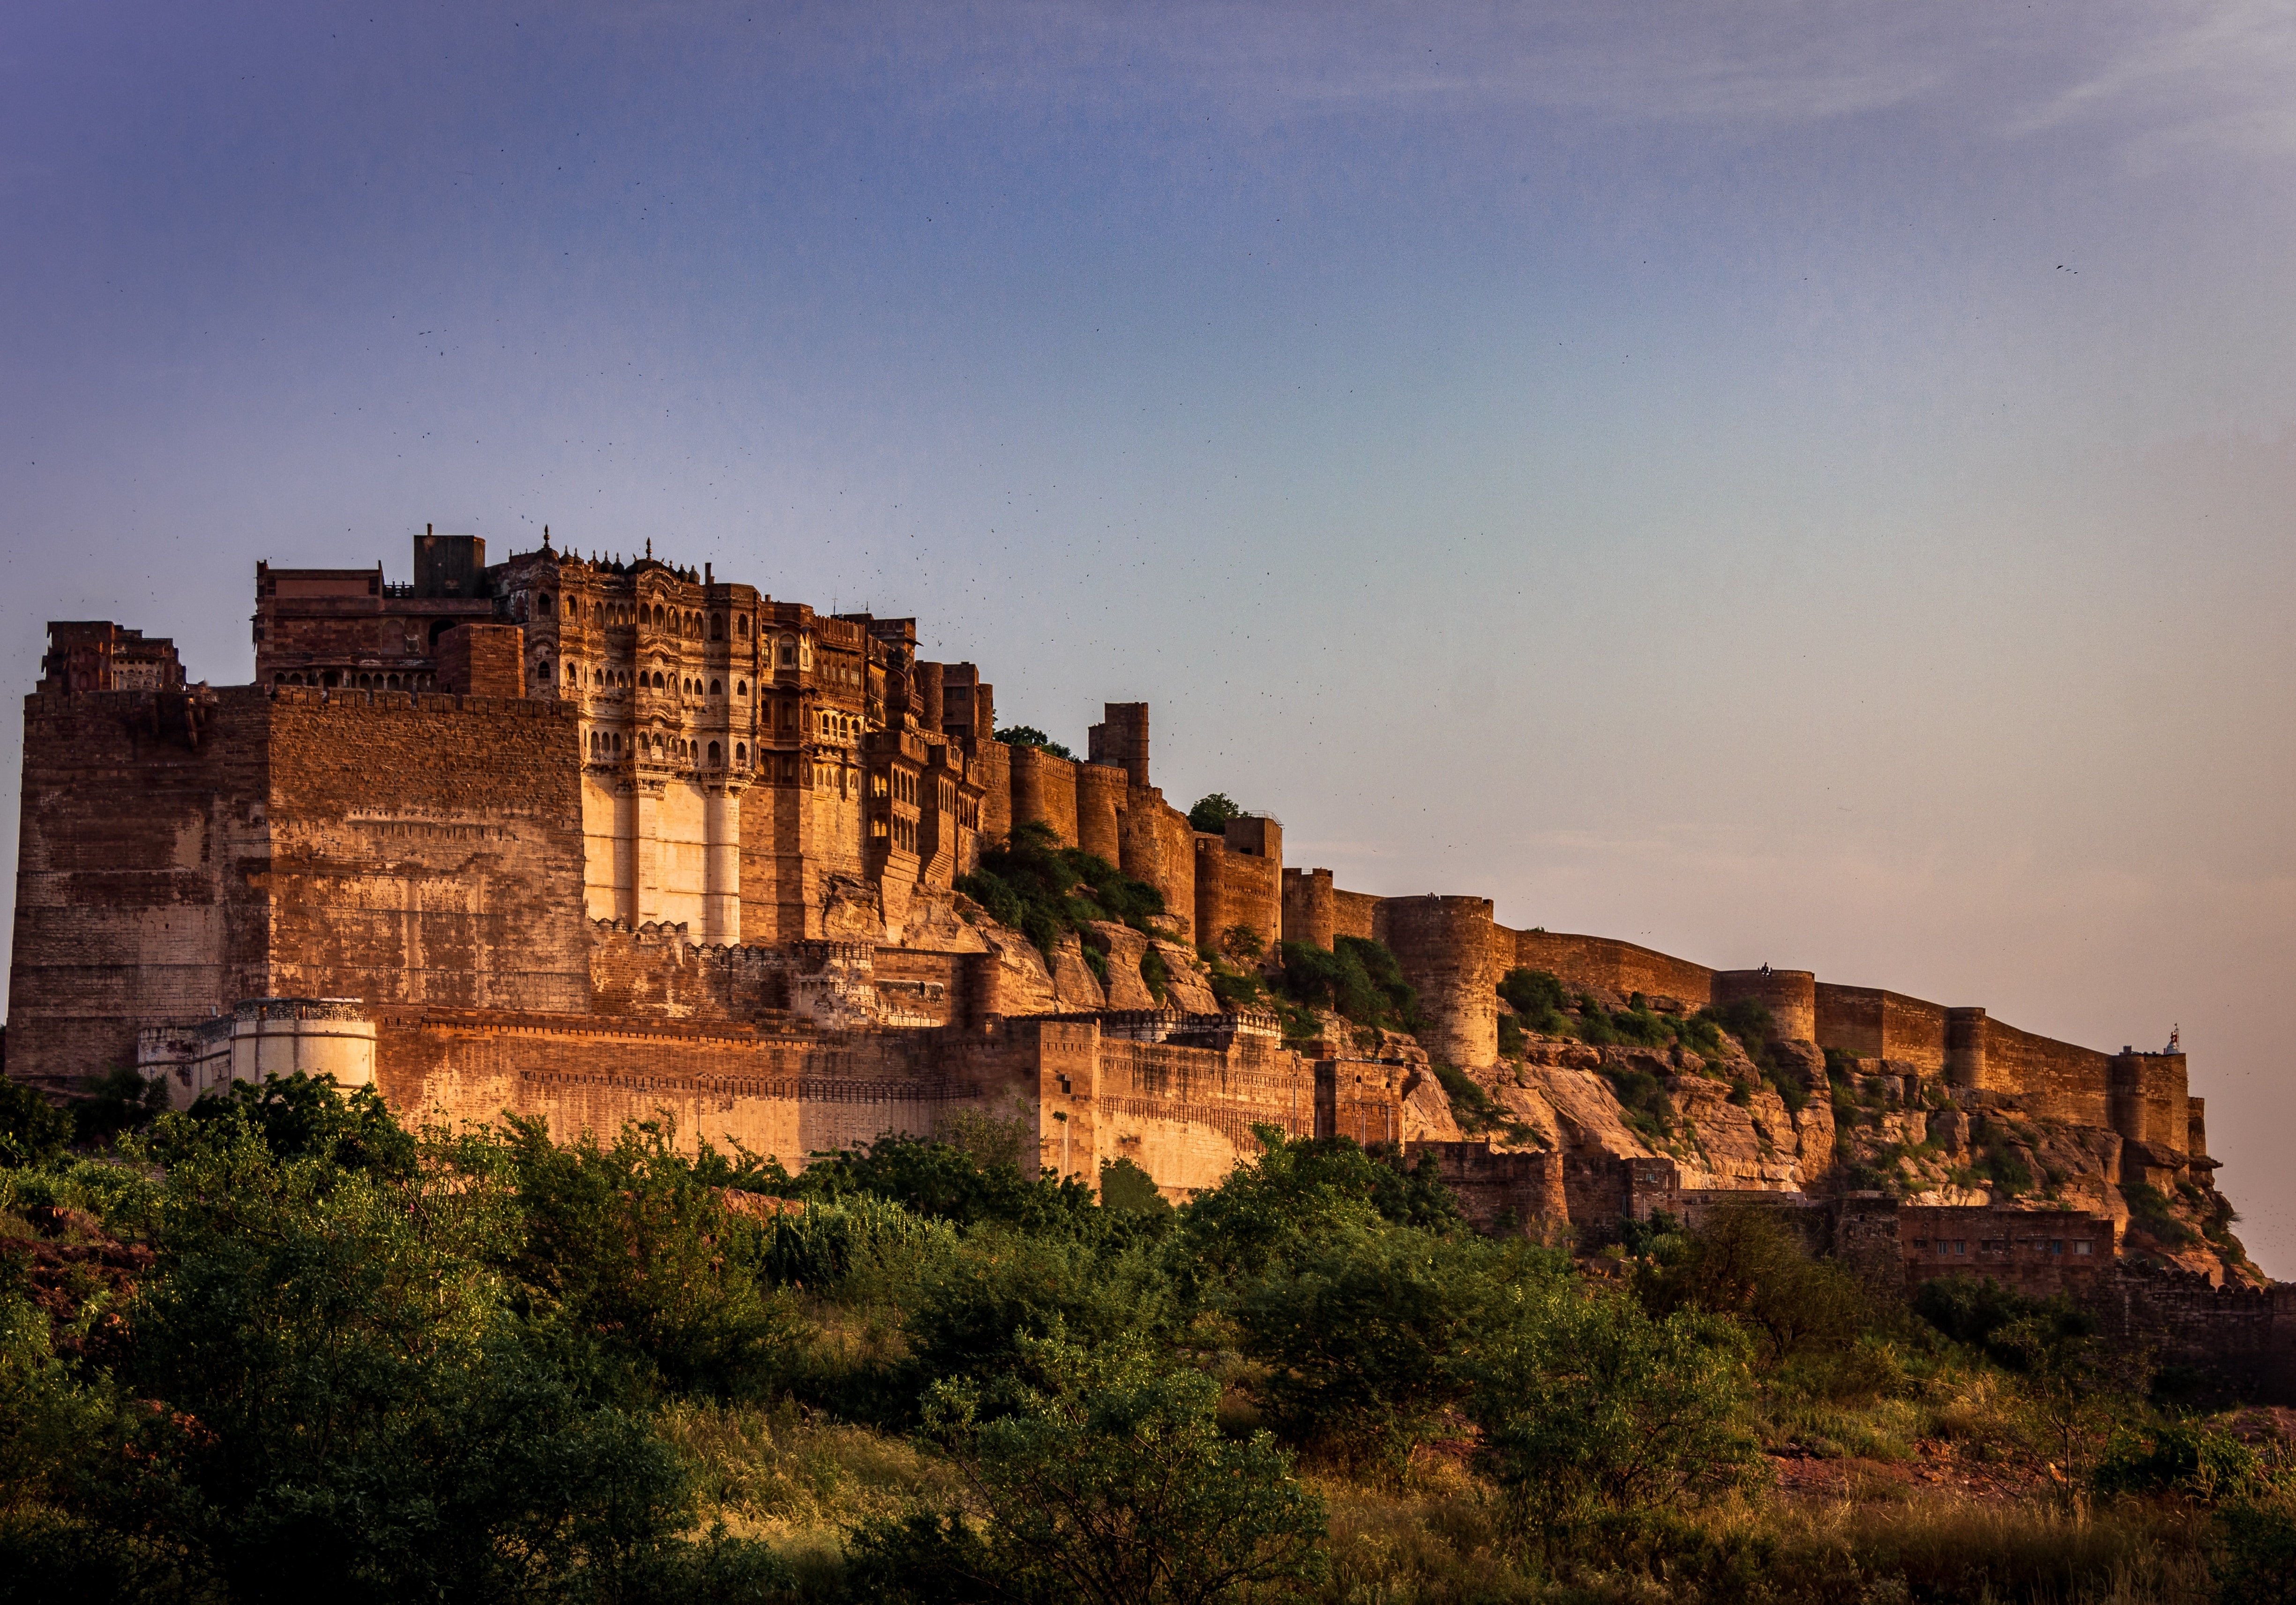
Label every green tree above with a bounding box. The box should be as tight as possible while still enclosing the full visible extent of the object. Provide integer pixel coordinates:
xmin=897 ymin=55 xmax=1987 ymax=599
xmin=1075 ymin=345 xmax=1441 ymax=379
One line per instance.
xmin=851 ymin=1335 xmax=1326 ymax=1605
xmin=900 ymin=1231 xmax=1172 ymax=1400
xmin=72 ymin=1066 xmax=171 ymax=1148
xmin=499 ymin=1114 xmax=802 ymax=1399
xmin=1273 ymin=938 xmax=1420 ymax=1034
xmin=1098 ymin=1157 xmax=1172 ymax=1217
xmin=1186 ymin=792 xmax=1242 ymax=834
xmin=1234 ymin=1226 xmax=1543 ymax=1475
xmin=79 ymin=1106 xmax=746 ymax=1602
xmin=1633 ymin=1203 xmax=1870 ymax=1367
xmin=995 ymin=725 xmax=1074 ymax=759
xmin=1173 ymin=1130 xmax=1463 ymax=1302
xmin=957 ymin=821 xmax=1167 ymax=959
xmin=1468 ymin=1284 xmax=1758 ymax=1566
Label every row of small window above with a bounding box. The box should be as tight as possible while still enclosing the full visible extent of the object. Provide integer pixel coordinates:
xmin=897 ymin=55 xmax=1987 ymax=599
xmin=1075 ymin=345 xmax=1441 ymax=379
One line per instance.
xmin=537 ymin=596 xmax=815 ymax=677
xmin=588 ymin=730 xmax=747 ymax=767
xmin=872 ymin=815 xmax=921 ymax=852
xmin=546 ymin=659 xmax=750 ymax=697
xmin=1912 ymin=1239 xmax=2091 ymax=1256
xmin=538 ymin=595 xmax=748 ymax=642
xmin=272 ymin=671 xmax=434 ymax=691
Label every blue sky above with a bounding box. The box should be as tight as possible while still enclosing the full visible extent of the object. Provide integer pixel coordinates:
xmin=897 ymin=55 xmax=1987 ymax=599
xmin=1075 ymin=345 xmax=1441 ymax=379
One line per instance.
xmin=7 ymin=1 xmax=2296 ymax=1266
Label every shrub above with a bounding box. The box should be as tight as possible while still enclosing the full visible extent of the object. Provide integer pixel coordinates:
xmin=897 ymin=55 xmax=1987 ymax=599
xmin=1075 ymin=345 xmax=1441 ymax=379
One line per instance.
xmin=850 ymin=1334 xmax=1326 ymax=1605
xmin=1468 ymin=1284 xmax=1758 ymax=1566
xmin=0 ymin=1078 xmax=73 ymax=1167
xmin=1275 ymin=937 xmax=1419 ymax=1035
xmin=497 ymin=1115 xmax=803 ymax=1399
xmin=2095 ymin=1419 xmax=2267 ymax=1501
xmin=1140 ymin=945 xmax=1171 ymax=1003
xmin=1497 ymin=969 xmax=1570 ymax=1038
xmin=1635 ymin=1205 xmax=1869 ymax=1367
xmin=956 ymin=820 xmax=1167 ymax=960
xmin=1234 ymin=1227 xmax=1538 ymax=1475
xmin=2216 ymin=1497 xmax=2296 ymax=1605
xmin=1174 ymin=1129 xmax=1464 ymax=1298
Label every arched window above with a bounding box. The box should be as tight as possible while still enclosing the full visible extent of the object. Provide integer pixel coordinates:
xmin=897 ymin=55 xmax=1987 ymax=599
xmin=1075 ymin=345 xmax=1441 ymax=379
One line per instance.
xmin=710 ymin=613 xmax=724 ymax=641
xmin=538 ymin=593 xmax=553 ymax=615
xmin=734 ymin=742 xmax=746 ymax=763
xmin=735 ymin=679 xmax=747 ymax=696
xmin=738 ymin=615 xmax=748 ymax=637
xmin=710 ymin=679 xmax=721 ymax=695
xmin=535 ymin=659 xmax=550 ymax=680
xmin=708 ymin=740 xmax=721 ymax=765
xmin=779 ymin=636 xmax=796 ymax=667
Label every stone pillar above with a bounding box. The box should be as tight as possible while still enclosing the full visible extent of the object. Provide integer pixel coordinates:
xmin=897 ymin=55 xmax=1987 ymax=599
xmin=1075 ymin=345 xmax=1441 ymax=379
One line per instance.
xmin=613 ymin=781 xmax=640 ymax=924
xmin=704 ymin=784 xmax=742 ymax=945
xmin=635 ymin=780 xmax=662 ymax=923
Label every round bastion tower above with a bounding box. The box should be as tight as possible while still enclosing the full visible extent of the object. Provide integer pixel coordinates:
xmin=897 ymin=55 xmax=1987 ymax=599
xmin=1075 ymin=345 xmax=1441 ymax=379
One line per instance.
xmin=1712 ymin=968 xmax=1818 ymax=1042
xmin=1377 ymin=895 xmax=1498 ymax=1068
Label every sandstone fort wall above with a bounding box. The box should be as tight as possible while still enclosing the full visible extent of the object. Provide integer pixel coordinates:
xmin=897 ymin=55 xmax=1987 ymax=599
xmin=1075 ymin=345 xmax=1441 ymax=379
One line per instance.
xmin=10 ymin=686 xmax=272 ymax=1090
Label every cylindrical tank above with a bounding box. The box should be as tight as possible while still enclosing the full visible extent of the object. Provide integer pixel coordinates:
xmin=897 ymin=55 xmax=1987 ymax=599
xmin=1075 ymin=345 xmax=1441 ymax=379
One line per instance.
xmin=1376 ymin=895 xmax=1498 ymax=1068
xmin=226 ymin=999 xmax=377 ymax=1090
xmin=1712 ymin=969 xmax=1817 ymax=1043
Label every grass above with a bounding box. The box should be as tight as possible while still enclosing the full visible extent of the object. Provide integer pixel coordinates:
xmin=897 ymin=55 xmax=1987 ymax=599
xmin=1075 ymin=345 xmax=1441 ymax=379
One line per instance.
xmin=654 ymin=1393 xmax=2226 ymax=1603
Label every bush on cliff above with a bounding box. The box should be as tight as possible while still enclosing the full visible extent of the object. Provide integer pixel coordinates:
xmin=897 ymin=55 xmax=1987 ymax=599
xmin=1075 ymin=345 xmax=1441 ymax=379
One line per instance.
xmin=1275 ymin=936 xmax=1420 ymax=1035
xmin=957 ymin=820 xmax=1167 ymax=960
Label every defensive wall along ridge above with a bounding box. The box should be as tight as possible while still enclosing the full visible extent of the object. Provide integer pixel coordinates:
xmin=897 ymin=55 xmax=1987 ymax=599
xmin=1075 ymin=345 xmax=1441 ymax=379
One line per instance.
xmin=1 ymin=534 xmax=2228 ymax=1268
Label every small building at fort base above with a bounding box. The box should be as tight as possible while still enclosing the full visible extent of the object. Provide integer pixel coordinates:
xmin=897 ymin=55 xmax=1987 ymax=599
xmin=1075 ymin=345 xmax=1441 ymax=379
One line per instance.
xmin=7 ymin=529 xmax=2289 ymax=1396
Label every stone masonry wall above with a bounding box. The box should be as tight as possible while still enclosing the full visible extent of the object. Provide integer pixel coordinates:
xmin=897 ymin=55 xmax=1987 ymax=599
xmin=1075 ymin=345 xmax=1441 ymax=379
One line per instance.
xmin=1508 ymin=928 xmax=1716 ymax=1008
xmin=8 ymin=686 xmax=271 ymax=1088
xmin=261 ymin=687 xmax=589 ymax=1014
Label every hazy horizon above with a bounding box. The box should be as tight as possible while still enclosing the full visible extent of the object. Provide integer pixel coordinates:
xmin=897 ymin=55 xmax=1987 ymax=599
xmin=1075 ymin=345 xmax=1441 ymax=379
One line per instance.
xmin=5 ymin=2 xmax=2292 ymax=1269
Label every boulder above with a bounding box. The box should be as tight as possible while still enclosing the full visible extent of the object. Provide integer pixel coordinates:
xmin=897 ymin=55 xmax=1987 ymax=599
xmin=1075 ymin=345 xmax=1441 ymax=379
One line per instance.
xmin=1083 ymin=922 xmax=1162 ymax=1010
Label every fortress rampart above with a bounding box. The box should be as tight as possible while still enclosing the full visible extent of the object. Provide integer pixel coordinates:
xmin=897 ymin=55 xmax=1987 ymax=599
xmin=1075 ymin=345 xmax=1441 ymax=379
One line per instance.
xmin=0 ymin=531 xmax=2218 ymax=1230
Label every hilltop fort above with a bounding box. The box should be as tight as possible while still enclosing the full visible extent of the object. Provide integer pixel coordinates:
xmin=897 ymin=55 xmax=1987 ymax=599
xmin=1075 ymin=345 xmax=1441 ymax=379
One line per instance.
xmin=9 ymin=530 xmax=2289 ymax=1395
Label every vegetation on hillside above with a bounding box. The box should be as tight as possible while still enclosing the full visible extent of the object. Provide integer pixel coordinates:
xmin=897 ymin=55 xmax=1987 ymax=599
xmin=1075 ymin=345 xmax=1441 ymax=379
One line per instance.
xmin=1495 ymin=969 xmax=1813 ymax=1111
xmin=956 ymin=820 xmax=1167 ymax=963
xmin=3 ymin=1073 xmax=2292 ymax=1604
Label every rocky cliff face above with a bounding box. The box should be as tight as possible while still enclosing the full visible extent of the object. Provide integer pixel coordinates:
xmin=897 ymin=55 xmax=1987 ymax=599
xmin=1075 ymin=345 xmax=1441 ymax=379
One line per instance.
xmin=1413 ymin=1023 xmax=2260 ymax=1289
